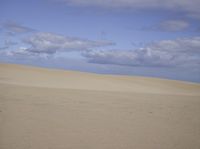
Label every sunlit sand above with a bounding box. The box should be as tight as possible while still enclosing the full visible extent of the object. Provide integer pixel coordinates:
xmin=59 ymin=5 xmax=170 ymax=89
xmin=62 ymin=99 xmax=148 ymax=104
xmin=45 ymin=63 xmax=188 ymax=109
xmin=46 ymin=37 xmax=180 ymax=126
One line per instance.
xmin=0 ymin=63 xmax=200 ymax=149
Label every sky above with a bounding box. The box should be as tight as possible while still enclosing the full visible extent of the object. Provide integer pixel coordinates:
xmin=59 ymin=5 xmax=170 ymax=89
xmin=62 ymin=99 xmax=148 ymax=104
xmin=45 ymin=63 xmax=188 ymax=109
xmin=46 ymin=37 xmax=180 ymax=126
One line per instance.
xmin=0 ymin=0 xmax=200 ymax=82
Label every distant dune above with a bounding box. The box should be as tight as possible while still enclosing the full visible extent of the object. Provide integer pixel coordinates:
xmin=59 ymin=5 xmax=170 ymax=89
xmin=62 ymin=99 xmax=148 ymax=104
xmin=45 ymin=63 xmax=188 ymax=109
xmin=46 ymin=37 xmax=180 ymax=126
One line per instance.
xmin=0 ymin=63 xmax=200 ymax=149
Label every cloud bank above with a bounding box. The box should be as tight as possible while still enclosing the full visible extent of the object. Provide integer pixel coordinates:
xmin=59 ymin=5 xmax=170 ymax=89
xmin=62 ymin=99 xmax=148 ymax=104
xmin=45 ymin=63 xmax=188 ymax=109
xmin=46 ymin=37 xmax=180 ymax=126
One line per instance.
xmin=60 ymin=0 xmax=200 ymax=19
xmin=83 ymin=37 xmax=200 ymax=67
xmin=1 ymin=22 xmax=199 ymax=69
xmin=22 ymin=32 xmax=114 ymax=54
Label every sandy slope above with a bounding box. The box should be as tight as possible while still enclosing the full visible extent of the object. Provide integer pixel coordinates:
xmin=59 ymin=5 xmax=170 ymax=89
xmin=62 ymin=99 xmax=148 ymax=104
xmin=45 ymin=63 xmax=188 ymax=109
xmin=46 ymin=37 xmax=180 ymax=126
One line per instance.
xmin=0 ymin=63 xmax=200 ymax=149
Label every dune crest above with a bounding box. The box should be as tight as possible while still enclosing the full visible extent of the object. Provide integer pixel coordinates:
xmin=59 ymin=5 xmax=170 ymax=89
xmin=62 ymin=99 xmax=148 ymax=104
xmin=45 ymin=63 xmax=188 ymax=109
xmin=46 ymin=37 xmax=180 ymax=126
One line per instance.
xmin=0 ymin=63 xmax=199 ymax=95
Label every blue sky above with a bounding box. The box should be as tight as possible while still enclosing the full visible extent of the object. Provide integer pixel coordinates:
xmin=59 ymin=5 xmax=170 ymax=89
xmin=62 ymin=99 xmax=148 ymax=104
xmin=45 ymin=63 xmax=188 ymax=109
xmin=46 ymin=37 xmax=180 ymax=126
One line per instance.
xmin=0 ymin=0 xmax=200 ymax=82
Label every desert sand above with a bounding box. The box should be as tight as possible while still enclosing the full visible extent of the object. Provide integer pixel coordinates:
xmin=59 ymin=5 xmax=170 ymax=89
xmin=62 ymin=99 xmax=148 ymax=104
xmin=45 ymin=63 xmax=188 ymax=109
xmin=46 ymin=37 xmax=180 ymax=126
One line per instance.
xmin=0 ymin=63 xmax=200 ymax=149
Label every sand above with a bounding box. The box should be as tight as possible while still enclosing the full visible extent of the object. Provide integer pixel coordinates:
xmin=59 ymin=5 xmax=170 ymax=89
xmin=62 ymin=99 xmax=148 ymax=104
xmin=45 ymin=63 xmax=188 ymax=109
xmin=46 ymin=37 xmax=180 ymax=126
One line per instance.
xmin=0 ymin=63 xmax=200 ymax=149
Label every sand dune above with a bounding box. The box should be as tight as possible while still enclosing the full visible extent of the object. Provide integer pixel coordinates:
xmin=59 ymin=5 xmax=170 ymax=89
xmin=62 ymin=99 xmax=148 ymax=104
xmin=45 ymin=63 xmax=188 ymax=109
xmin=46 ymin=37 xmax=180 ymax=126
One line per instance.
xmin=0 ymin=63 xmax=199 ymax=95
xmin=0 ymin=63 xmax=200 ymax=149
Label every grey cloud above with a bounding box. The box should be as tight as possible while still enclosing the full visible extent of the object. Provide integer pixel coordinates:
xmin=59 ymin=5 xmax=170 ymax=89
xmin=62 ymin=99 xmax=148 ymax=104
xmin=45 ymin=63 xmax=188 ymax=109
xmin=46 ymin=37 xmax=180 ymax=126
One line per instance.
xmin=0 ymin=46 xmax=8 ymax=50
xmin=154 ymin=20 xmax=190 ymax=32
xmin=196 ymin=27 xmax=200 ymax=32
xmin=3 ymin=21 xmax=35 ymax=34
xmin=22 ymin=32 xmax=114 ymax=54
xmin=4 ymin=39 xmax=17 ymax=47
xmin=0 ymin=47 xmax=51 ymax=60
xmin=60 ymin=0 xmax=200 ymax=19
xmin=0 ymin=39 xmax=17 ymax=50
xmin=6 ymin=48 xmax=36 ymax=57
xmin=83 ymin=36 xmax=200 ymax=67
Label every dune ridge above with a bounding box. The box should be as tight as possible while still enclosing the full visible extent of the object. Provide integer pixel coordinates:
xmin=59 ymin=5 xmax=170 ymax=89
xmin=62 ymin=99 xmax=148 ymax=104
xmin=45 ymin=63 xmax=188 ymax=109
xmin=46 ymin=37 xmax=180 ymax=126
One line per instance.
xmin=0 ymin=63 xmax=200 ymax=149
xmin=0 ymin=63 xmax=199 ymax=95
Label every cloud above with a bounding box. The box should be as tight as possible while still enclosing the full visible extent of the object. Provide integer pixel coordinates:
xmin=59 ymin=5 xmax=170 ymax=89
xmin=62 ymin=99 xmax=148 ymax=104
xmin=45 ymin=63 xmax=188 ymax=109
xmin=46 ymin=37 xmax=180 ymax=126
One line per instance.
xmin=4 ymin=39 xmax=17 ymax=46
xmin=3 ymin=47 xmax=35 ymax=57
xmin=0 ymin=39 xmax=17 ymax=50
xmin=2 ymin=21 xmax=35 ymax=34
xmin=60 ymin=0 xmax=200 ymax=19
xmin=82 ymin=36 xmax=200 ymax=67
xmin=22 ymin=32 xmax=114 ymax=54
xmin=154 ymin=20 xmax=190 ymax=32
xmin=143 ymin=20 xmax=190 ymax=32
xmin=0 ymin=46 xmax=8 ymax=50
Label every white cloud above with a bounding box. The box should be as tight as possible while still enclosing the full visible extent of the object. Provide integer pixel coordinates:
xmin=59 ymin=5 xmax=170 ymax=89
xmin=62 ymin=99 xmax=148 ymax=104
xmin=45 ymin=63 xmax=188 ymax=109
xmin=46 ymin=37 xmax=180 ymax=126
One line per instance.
xmin=83 ymin=36 xmax=200 ymax=67
xmin=23 ymin=32 xmax=114 ymax=54
xmin=0 ymin=47 xmax=28 ymax=56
